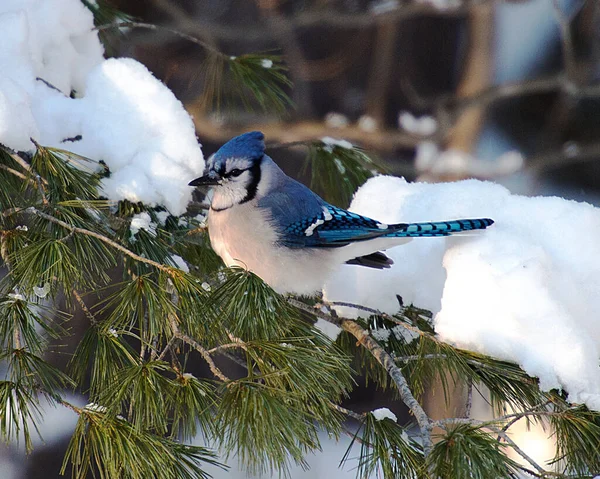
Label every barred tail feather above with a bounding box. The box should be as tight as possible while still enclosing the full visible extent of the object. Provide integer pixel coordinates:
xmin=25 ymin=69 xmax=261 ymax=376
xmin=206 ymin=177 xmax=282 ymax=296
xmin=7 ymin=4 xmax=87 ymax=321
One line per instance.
xmin=388 ymin=218 xmax=494 ymax=238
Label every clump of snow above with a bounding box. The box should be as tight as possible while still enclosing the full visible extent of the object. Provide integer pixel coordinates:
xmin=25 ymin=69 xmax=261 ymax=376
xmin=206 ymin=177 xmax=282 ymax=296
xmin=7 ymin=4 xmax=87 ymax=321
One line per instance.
xmin=260 ymin=58 xmax=273 ymax=69
xmin=370 ymin=0 xmax=399 ymax=15
xmin=155 ymin=211 xmax=170 ymax=225
xmin=170 ymin=254 xmax=190 ymax=273
xmin=130 ymin=212 xmax=157 ymax=237
xmin=315 ymin=318 xmax=342 ymax=341
xmin=415 ymin=142 xmax=523 ymax=178
xmin=33 ymin=282 xmax=51 ymax=298
xmin=371 ymin=327 xmax=391 ymax=342
xmin=324 ymin=112 xmax=350 ymax=129
xmin=0 ymin=0 xmax=103 ymax=151
xmin=325 ymin=176 xmax=600 ymax=410
xmin=358 ymin=115 xmax=378 ymax=132
xmin=398 ymin=111 xmax=437 ymax=136
xmin=371 ymin=407 xmax=398 ymax=422
xmin=392 ymin=325 xmax=419 ymax=343
xmin=7 ymin=293 xmax=25 ymax=302
xmin=0 ymin=3 xmax=204 ymax=216
xmin=321 ymin=137 xmax=353 ymax=152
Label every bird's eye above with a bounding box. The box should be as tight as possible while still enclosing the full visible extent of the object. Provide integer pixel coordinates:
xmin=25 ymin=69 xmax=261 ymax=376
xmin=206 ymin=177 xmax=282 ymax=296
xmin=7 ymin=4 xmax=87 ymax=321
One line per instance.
xmin=229 ymin=168 xmax=243 ymax=177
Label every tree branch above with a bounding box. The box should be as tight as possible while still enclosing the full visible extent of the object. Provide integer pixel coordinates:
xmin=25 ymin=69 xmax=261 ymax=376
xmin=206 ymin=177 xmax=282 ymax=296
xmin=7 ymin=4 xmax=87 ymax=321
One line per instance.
xmin=288 ymin=297 xmax=434 ymax=456
xmin=12 ymin=207 xmax=175 ymax=275
xmin=174 ymin=331 xmax=230 ymax=382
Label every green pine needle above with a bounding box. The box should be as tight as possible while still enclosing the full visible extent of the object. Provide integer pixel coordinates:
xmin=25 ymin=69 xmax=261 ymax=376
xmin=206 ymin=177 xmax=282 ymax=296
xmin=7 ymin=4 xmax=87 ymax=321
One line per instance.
xmin=30 ymin=145 xmax=102 ymax=203
xmin=69 ymin=325 xmax=138 ymax=400
xmin=2 ymin=348 xmax=74 ymax=393
xmin=428 ymin=423 xmax=522 ymax=479
xmin=0 ymin=381 xmax=43 ymax=454
xmin=341 ymin=413 xmax=424 ymax=479
xmin=216 ymin=381 xmax=320 ymax=476
xmin=550 ymin=405 xmax=600 ymax=475
xmin=303 ymin=140 xmax=383 ymax=207
xmin=207 ymin=267 xmax=300 ymax=340
xmin=200 ymin=52 xmax=293 ymax=115
xmin=228 ymin=54 xmax=293 ymax=114
xmin=62 ymin=408 xmax=224 ymax=479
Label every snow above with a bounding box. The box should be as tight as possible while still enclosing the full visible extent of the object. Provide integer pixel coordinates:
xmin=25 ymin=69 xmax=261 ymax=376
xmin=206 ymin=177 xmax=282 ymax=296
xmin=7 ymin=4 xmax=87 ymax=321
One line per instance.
xmin=0 ymin=2 xmax=204 ymax=216
xmin=260 ymin=59 xmax=273 ymax=69
xmin=371 ymin=407 xmax=398 ymax=422
xmin=170 ymin=254 xmax=190 ymax=273
xmin=315 ymin=318 xmax=342 ymax=341
xmin=398 ymin=111 xmax=437 ymax=136
xmin=415 ymin=141 xmax=523 ymax=178
xmin=358 ymin=115 xmax=378 ymax=132
xmin=325 ymin=176 xmax=600 ymax=410
xmin=33 ymin=283 xmax=51 ymax=299
xmin=130 ymin=212 xmax=157 ymax=237
xmin=324 ymin=113 xmax=350 ymax=129
xmin=321 ymin=137 xmax=353 ymax=152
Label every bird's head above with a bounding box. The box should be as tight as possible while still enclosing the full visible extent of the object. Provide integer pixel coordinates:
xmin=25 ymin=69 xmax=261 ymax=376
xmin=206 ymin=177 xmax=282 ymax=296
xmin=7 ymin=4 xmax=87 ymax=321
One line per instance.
xmin=189 ymin=131 xmax=265 ymax=210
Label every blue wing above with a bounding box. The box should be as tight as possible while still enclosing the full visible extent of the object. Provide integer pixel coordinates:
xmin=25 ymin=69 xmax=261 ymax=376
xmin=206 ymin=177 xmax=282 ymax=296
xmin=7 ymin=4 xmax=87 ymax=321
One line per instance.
xmin=256 ymin=171 xmax=493 ymax=248
xmin=280 ymin=203 xmax=493 ymax=248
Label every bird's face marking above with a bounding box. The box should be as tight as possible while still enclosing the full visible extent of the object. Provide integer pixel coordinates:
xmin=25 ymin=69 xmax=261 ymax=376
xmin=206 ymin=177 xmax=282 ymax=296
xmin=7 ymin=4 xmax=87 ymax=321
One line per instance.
xmin=207 ymin=155 xmax=260 ymax=211
xmin=188 ymin=131 xmax=265 ymax=211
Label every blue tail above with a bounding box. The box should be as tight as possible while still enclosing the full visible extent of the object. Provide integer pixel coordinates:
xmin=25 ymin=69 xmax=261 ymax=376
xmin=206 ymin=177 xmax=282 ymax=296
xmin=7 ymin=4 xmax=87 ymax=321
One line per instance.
xmin=386 ymin=218 xmax=494 ymax=238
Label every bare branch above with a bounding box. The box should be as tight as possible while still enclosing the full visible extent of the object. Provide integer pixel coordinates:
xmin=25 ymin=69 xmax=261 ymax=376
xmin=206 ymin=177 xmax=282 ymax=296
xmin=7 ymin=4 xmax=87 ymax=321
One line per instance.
xmin=329 ymin=402 xmax=365 ymax=422
xmin=465 ymin=377 xmax=473 ymax=418
xmin=174 ymin=331 xmax=230 ymax=382
xmin=72 ymin=290 xmax=98 ymax=326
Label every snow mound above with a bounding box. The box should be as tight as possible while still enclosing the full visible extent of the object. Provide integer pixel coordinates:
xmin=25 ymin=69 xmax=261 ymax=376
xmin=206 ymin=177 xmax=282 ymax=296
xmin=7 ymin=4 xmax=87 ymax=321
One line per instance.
xmin=0 ymin=1 xmax=203 ymax=215
xmin=325 ymin=176 xmax=600 ymax=410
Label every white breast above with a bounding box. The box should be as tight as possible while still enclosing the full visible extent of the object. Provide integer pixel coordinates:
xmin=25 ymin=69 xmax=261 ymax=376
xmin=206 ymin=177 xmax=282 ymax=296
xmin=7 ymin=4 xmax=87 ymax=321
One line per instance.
xmin=208 ymin=202 xmax=338 ymax=294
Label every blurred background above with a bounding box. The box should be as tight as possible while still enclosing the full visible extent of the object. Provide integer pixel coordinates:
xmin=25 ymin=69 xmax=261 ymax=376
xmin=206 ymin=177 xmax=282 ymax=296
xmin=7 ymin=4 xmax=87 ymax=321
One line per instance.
xmin=5 ymin=0 xmax=600 ymax=477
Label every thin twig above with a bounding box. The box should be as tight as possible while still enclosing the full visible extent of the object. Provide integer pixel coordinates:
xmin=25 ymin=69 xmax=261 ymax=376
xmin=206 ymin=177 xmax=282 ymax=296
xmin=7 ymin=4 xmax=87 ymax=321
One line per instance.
xmin=340 ymin=318 xmax=434 ymax=456
xmin=95 ymin=21 xmax=221 ymax=55
xmin=329 ymin=402 xmax=366 ymax=422
xmin=465 ymin=377 xmax=473 ymax=418
xmin=490 ymin=425 xmax=547 ymax=476
xmin=157 ymin=336 xmax=177 ymax=361
xmin=175 ymin=331 xmax=230 ymax=382
xmin=0 ymin=164 xmax=31 ymax=182
xmin=72 ymin=290 xmax=97 ymax=326
xmin=208 ymin=341 xmax=246 ymax=354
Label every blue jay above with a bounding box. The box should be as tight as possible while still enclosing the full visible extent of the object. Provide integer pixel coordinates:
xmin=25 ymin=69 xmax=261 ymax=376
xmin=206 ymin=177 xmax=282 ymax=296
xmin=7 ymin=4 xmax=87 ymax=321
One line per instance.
xmin=189 ymin=132 xmax=493 ymax=294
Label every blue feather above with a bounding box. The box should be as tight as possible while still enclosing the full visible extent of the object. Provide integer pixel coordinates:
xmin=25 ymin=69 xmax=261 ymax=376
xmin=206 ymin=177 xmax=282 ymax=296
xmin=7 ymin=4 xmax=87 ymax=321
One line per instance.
xmin=213 ymin=131 xmax=265 ymax=162
xmin=280 ymin=204 xmax=493 ymax=247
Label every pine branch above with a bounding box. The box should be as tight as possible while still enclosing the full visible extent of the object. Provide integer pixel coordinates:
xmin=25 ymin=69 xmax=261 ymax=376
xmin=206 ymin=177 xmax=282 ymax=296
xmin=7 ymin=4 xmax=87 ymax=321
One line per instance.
xmin=12 ymin=207 xmax=175 ymax=275
xmin=340 ymin=319 xmax=434 ymax=457
xmin=287 ymin=298 xmax=435 ymax=457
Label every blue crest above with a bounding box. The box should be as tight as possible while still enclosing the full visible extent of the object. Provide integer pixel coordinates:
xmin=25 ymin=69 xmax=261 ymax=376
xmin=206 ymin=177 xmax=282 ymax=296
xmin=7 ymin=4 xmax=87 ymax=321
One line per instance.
xmin=213 ymin=131 xmax=265 ymax=163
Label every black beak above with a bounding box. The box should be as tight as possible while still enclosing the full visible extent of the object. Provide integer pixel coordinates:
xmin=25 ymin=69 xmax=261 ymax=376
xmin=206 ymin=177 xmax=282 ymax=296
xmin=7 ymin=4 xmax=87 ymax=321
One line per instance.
xmin=188 ymin=174 xmax=220 ymax=187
